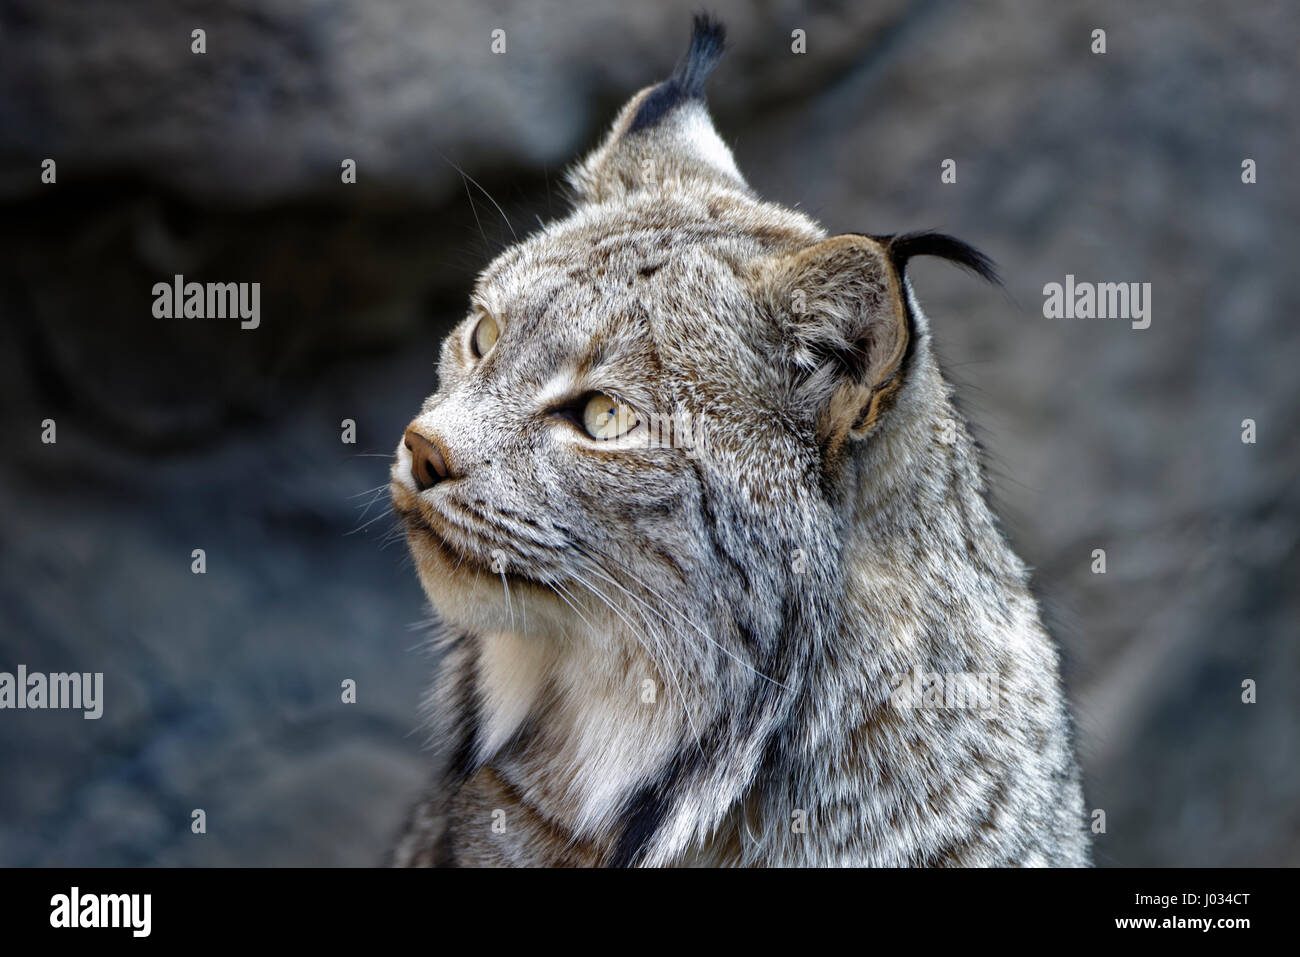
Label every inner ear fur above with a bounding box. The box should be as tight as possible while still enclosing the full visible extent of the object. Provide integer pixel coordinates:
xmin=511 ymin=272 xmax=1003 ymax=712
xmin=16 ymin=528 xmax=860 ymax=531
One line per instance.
xmin=763 ymin=234 xmax=911 ymax=446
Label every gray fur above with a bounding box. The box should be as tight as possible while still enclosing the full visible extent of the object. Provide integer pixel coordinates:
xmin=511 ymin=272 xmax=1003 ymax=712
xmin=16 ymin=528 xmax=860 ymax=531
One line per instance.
xmin=388 ymin=18 xmax=1090 ymax=867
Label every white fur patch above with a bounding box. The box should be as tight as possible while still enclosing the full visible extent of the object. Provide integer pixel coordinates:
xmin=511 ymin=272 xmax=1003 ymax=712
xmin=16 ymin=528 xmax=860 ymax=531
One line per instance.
xmin=477 ymin=630 xmax=553 ymax=757
xmin=677 ymin=104 xmax=744 ymax=184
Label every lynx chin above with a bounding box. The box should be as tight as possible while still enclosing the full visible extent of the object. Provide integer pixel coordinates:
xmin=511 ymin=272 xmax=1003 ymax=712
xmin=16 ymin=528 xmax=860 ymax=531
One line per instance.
xmin=388 ymin=16 xmax=1090 ymax=867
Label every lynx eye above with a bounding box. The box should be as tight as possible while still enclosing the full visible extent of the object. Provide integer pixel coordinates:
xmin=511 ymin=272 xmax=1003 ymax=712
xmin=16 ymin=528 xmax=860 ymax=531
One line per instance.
xmin=470 ymin=313 xmax=499 ymax=358
xmin=581 ymin=393 xmax=639 ymax=441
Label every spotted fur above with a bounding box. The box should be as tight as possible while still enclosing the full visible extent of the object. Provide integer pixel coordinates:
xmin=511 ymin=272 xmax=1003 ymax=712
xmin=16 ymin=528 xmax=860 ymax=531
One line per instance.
xmin=388 ymin=15 xmax=1090 ymax=867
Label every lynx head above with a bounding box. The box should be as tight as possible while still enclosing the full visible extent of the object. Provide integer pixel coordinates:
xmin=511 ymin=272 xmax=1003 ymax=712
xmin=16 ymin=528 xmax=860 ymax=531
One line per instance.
xmin=389 ymin=16 xmax=995 ymax=747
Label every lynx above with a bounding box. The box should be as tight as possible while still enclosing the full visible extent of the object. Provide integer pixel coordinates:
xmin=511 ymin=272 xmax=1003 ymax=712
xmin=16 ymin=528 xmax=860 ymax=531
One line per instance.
xmin=388 ymin=16 xmax=1089 ymax=867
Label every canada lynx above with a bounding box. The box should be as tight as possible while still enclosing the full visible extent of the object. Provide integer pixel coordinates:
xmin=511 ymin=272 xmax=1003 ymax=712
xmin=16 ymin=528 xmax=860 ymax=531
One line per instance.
xmin=389 ymin=16 xmax=1090 ymax=867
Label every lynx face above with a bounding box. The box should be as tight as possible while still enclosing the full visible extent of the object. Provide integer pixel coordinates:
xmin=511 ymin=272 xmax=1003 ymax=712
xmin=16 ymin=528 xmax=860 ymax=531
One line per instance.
xmin=390 ymin=181 xmax=829 ymax=645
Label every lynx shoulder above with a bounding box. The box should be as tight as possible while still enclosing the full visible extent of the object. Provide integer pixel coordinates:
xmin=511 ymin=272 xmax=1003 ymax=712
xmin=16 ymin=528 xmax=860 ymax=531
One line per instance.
xmin=388 ymin=15 xmax=1090 ymax=867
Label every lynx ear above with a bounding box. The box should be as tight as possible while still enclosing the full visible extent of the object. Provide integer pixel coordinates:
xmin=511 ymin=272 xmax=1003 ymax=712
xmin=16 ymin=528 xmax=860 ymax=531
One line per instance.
xmin=762 ymin=235 xmax=912 ymax=447
xmin=763 ymin=232 xmax=999 ymax=449
xmin=566 ymin=15 xmax=747 ymax=204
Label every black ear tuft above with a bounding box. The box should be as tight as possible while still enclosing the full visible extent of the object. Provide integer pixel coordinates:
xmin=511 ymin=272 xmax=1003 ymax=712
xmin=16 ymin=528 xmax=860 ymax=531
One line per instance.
xmin=877 ymin=232 xmax=1001 ymax=285
xmin=674 ymin=13 xmax=727 ymax=98
xmin=628 ymin=14 xmax=727 ymax=133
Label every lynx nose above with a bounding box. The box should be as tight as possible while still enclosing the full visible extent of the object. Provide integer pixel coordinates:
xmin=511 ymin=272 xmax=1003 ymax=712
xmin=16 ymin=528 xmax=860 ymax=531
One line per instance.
xmin=404 ymin=427 xmax=453 ymax=491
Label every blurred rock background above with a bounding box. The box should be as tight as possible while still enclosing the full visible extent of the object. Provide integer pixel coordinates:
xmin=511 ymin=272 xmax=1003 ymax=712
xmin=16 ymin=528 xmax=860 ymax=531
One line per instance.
xmin=0 ymin=0 xmax=1294 ymax=866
